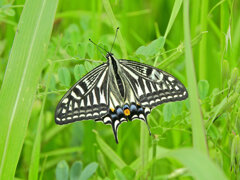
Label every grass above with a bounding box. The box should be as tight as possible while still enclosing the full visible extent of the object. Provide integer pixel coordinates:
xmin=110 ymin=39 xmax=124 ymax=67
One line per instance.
xmin=0 ymin=0 xmax=240 ymax=179
xmin=0 ymin=0 xmax=58 ymax=179
xmin=183 ymin=0 xmax=208 ymax=154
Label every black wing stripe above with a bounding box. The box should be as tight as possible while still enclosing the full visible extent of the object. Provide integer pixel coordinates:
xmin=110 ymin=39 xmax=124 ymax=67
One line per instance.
xmin=120 ymin=59 xmax=188 ymax=108
xmin=55 ymin=64 xmax=109 ymax=124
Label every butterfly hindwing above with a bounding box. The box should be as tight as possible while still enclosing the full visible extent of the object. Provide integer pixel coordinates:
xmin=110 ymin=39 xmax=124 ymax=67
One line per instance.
xmin=55 ymin=63 xmax=109 ymax=124
xmin=119 ymin=59 xmax=188 ymax=108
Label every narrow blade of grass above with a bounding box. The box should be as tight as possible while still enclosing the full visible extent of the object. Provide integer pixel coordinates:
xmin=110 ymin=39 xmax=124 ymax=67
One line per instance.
xmin=183 ymin=0 xmax=208 ymax=154
xmin=28 ymin=62 xmax=54 ymax=180
xmin=164 ymin=0 xmax=183 ymax=39
xmin=102 ymin=0 xmax=128 ymax=58
xmin=0 ymin=0 xmax=58 ymax=179
xmin=163 ymin=148 xmax=228 ymax=180
xmin=198 ymin=0 xmax=208 ymax=79
xmin=94 ymin=130 xmax=127 ymax=169
xmin=139 ymin=122 xmax=149 ymax=179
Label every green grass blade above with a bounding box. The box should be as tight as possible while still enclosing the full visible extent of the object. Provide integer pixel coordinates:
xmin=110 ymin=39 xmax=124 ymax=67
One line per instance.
xmin=28 ymin=62 xmax=54 ymax=180
xmin=0 ymin=0 xmax=58 ymax=179
xmin=163 ymin=148 xmax=228 ymax=180
xmin=198 ymin=0 xmax=208 ymax=79
xmin=94 ymin=130 xmax=127 ymax=169
xmin=139 ymin=122 xmax=149 ymax=179
xmin=164 ymin=0 xmax=183 ymax=39
xmin=183 ymin=0 xmax=208 ymax=154
xmin=102 ymin=0 xmax=128 ymax=58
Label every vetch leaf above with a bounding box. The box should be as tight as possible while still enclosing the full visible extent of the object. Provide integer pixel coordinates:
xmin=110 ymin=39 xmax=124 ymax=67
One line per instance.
xmin=58 ymin=67 xmax=71 ymax=87
xmin=163 ymin=103 xmax=172 ymax=122
xmin=77 ymin=43 xmax=86 ymax=58
xmin=63 ymin=24 xmax=81 ymax=45
xmin=79 ymin=162 xmax=98 ymax=180
xmin=70 ymin=161 xmax=83 ymax=180
xmin=135 ymin=37 xmax=165 ymax=57
xmin=56 ymin=160 xmax=69 ymax=180
xmin=74 ymin=64 xmax=86 ymax=81
xmin=151 ymin=127 xmax=163 ymax=135
xmin=114 ymin=169 xmax=127 ymax=180
xmin=87 ymin=42 xmax=94 ymax=59
xmin=84 ymin=61 xmax=93 ymax=72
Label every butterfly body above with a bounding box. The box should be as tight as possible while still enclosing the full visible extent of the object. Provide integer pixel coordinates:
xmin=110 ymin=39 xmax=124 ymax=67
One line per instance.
xmin=55 ymin=52 xmax=188 ymax=143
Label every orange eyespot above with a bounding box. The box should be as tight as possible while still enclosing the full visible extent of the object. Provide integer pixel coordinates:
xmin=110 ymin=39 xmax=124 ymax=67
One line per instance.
xmin=124 ymin=109 xmax=130 ymax=116
xmin=110 ymin=108 xmax=115 ymax=112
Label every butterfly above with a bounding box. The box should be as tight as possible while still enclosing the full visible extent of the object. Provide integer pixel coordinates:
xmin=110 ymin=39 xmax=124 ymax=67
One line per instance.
xmin=55 ymin=28 xmax=188 ymax=143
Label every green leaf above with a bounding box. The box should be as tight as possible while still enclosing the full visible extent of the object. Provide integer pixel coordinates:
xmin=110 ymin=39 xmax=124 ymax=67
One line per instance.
xmin=135 ymin=37 xmax=165 ymax=57
xmin=222 ymin=60 xmax=230 ymax=80
xmin=77 ymin=43 xmax=86 ymax=58
xmin=66 ymin=24 xmax=81 ymax=45
xmin=4 ymin=8 xmax=15 ymax=16
xmin=122 ymin=166 xmax=136 ymax=180
xmin=231 ymin=135 xmax=240 ymax=173
xmin=102 ymin=0 xmax=128 ymax=58
xmin=150 ymin=127 xmax=163 ymax=135
xmin=229 ymin=67 xmax=239 ymax=87
xmin=70 ymin=161 xmax=83 ymax=180
xmin=74 ymin=64 xmax=86 ymax=81
xmin=87 ymin=42 xmax=94 ymax=59
xmin=162 ymin=148 xmax=228 ymax=180
xmin=58 ymin=67 xmax=71 ymax=87
xmin=198 ymin=80 xmax=209 ymax=100
xmin=164 ymin=0 xmax=183 ymax=38
xmin=163 ymin=101 xmax=183 ymax=122
xmin=79 ymin=162 xmax=98 ymax=180
xmin=56 ymin=160 xmax=69 ymax=180
xmin=163 ymin=103 xmax=172 ymax=122
xmin=114 ymin=169 xmax=127 ymax=180
xmin=84 ymin=61 xmax=93 ymax=72
xmin=183 ymin=0 xmax=208 ymax=154
xmin=0 ymin=0 xmax=58 ymax=179
xmin=207 ymin=124 xmax=220 ymax=140
xmin=49 ymin=74 xmax=56 ymax=91
xmin=28 ymin=63 xmax=53 ymax=180
xmin=94 ymin=131 xmax=127 ymax=169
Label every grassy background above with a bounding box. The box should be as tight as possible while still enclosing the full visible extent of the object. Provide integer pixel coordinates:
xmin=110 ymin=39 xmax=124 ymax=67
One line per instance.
xmin=0 ymin=0 xmax=240 ymax=179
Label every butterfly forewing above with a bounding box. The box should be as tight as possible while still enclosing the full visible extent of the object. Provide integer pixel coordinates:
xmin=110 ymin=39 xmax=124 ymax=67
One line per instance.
xmin=119 ymin=59 xmax=188 ymax=108
xmin=55 ymin=63 xmax=109 ymax=124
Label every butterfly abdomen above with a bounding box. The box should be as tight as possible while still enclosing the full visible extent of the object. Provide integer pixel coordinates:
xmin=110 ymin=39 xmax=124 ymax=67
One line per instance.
xmin=110 ymin=54 xmax=125 ymax=98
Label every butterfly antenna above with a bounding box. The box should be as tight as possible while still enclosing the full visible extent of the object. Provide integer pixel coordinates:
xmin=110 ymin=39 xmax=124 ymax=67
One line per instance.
xmin=89 ymin=38 xmax=109 ymax=57
xmin=110 ymin=27 xmax=119 ymax=53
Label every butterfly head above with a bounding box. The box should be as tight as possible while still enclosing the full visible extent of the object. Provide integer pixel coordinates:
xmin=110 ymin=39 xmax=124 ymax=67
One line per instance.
xmin=106 ymin=52 xmax=114 ymax=59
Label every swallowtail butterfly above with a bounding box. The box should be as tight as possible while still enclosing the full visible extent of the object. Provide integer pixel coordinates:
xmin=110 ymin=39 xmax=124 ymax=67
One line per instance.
xmin=55 ymin=28 xmax=188 ymax=143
